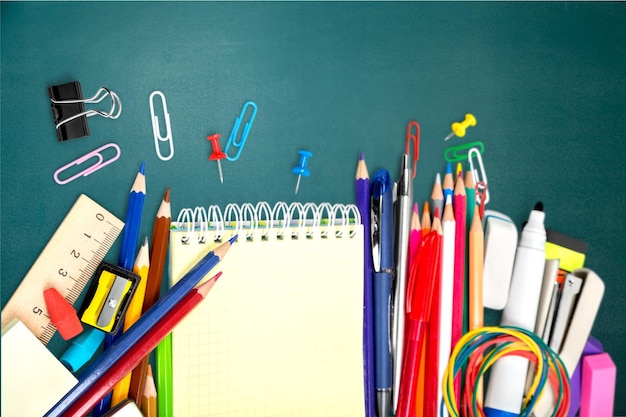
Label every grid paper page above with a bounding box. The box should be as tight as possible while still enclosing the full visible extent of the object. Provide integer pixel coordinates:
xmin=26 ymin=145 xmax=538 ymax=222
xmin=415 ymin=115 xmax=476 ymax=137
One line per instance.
xmin=170 ymin=226 xmax=365 ymax=416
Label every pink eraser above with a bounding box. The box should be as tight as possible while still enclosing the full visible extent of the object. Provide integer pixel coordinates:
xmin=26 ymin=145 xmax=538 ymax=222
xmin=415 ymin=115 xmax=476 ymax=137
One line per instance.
xmin=580 ymin=352 xmax=616 ymax=417
xmin=43 ymin=288 xmax=83 ymax=340
xmin=568 ymin=336 xmax=604 ymax=417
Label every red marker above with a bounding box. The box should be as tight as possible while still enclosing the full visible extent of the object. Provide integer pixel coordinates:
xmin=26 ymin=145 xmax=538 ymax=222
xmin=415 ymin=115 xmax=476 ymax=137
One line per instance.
xmin=396 ymin=224 xmax=441 ymax=417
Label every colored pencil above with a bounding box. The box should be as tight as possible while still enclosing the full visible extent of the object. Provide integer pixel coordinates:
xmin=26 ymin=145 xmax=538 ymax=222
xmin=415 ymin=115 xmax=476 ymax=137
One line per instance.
xmin=469 ymin=204 xmax=485 ymax=405
xmin=463 ymin=169 xmax=476 ymax=335
xmin=95 ymin=162 xmax=147 ymax=416
xmin=425 ymin=213 xmax=443 ymax=417
xmin=354 ymin=152 xmax=376 ymax=417
xmin=442 ymin=162 xmax=454 ymax=204
xmin=408 ymin=203 xmax=421 ymax=274
xmin=407 ymin=202 xmax=424 ymax=417
xmin=355 ymin=152 xmax=375 ymax=417
xmin=438 ymin=194 xmax=456 ymax=417
xmin=430 ymin=173 xmax=444 ymax=223
xmin=44 ymin=237 xmax=236 ymax=417
xmin=129 ymin=188 xmax=172 ymax=405
xmin=415 ymin=200 xmax=431 ymax=417
xmin=111 ymin=237 xmax=150 ymax=407
xmin=155 ymin=333 xmax=173 ymax=417
xmin=451 ymin=173 xmax=467 ymax=406
xmin=421 ymin=201 xmax=431 ymax=234
xmin=141 ymin=365 xmax=158 ymax=417
xmin=118 ymin=162 xmax=147 ymax=271
xmin=52 ymin=274 xmax=221 ymax=417
xmin=469 ymin=205 xmax=483 ymax=331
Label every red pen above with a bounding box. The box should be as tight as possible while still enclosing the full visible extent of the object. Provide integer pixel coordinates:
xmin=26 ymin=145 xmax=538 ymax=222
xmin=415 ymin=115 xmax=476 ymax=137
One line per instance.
xmin=396 ymin=227 xmax=441 ymax=417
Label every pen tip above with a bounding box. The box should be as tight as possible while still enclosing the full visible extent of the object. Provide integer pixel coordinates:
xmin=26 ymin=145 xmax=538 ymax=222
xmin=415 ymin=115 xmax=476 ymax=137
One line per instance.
xmin=445 ymin=162 xmax=452 ymax=174
xmin=228 ymin=234 xmax=239 ymax=245
xmin=534 ymin=201 xmax=544 ymax=212
xmin=163 ymin=187 xmax=170 ymax=202
xmin=359 ymin=151 xmax=364 ymax=161
xmin=211 ymin=271 xmax=223 ymax=282
xmin=139 ymin=161 xmax=145 ymax=174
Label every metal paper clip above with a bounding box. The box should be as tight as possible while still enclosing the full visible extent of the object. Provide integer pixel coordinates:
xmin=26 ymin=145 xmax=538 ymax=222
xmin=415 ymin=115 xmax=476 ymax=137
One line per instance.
xmin=50 ymin=86 xmax=122 ymax=130
xmin=54 ymin=143 xmax=121 ymax=185
xmin=468 ymin=146 xmax=490 ymax=205
xmin=444 ymin=140 xmax=484 ymax=163
xmin=405 ymin=120 xmax=420 ymax=179
xmin=150 ymin=91 xmax=174 ymax=161
xmin=225 ymin=101 xmax=257 ymax=162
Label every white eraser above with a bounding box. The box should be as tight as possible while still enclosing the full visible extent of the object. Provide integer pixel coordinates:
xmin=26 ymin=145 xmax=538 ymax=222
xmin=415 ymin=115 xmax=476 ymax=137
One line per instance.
xmin=482 ymin=210 xmax=518 ymax=310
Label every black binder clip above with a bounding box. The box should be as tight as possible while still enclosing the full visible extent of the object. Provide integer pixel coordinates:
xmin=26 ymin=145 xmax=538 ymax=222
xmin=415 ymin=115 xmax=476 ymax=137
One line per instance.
xmin=48 ymin=81 xmax=122 ymax=141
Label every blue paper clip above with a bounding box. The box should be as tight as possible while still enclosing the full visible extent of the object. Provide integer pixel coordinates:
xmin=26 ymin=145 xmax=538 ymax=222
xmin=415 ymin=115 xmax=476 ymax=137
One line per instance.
xmin=53 ymin=143 xmax=121 ymax=185
xmin=225 ymin=101 xmax=257 ymax=162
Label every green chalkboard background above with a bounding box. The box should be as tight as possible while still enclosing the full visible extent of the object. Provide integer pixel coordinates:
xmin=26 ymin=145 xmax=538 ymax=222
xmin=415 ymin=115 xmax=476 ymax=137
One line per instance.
xmin=2 ymin=1 xmax=625 ymax=414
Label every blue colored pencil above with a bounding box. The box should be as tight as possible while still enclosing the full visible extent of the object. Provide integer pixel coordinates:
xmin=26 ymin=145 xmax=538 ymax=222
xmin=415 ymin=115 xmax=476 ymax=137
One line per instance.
xmin=355 ymin=152 xmax=375 ymax=417
xmin=94 ymin=162 xmax=147 ymax=417
xmin=44 ymin=235 xmax=238 ymax=417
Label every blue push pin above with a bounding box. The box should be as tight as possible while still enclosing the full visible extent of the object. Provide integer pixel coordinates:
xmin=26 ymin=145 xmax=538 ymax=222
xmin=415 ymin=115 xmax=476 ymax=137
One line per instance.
xmin=292 ymin=150 xmax=313 ymax=194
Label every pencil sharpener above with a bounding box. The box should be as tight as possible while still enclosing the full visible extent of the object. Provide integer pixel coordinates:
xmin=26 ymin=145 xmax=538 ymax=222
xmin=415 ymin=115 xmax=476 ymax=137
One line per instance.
xmin=79 ymin=262 xmax=140 ymax=334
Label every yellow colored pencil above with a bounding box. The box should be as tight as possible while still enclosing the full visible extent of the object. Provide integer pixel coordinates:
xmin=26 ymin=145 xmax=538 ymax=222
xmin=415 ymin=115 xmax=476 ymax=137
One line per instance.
xmin=110 ymin=237 xmax=150 ymax=407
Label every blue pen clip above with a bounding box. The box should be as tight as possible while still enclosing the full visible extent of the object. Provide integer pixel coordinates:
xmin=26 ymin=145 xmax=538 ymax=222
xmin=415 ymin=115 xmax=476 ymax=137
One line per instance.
xmin=371 ymin=191 xmax=382 ymax=272
xmin=370 ymin=169 xmax=392 ymax=272
xmin=225 ymin=101 xmax=257 ymax=161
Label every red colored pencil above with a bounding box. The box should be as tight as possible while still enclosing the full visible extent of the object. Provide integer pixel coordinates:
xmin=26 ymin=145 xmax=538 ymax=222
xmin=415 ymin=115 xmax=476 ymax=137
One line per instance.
xmin=60 ymin=274 xmax=221 ymax=417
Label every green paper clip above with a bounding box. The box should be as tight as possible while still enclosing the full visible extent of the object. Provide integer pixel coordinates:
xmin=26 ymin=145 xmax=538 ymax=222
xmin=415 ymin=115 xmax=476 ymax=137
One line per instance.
xmin=444 ymin=141 xmax=484 ymax=163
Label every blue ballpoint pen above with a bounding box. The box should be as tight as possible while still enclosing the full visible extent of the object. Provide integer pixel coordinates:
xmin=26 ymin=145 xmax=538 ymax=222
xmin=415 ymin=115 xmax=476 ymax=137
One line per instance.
xmin=371 ymin=169 xmax=394 ymax=417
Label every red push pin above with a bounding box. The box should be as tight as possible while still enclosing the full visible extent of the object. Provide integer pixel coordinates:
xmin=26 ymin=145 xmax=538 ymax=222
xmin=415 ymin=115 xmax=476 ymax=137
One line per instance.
xmin=43 ymin=287 xmax=83 ymax=340
xmin=207 ymin=133 xmax=226 ymax=183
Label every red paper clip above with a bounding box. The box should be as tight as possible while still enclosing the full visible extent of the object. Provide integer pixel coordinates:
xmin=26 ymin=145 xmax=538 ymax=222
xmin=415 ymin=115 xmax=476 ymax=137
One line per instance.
xmin=406 ymin=121 xmax=420 ymax=179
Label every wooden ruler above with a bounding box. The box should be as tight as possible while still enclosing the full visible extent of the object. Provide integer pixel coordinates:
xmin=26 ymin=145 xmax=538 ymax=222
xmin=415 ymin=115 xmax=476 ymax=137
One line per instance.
xmin=1 ymin=194 xmax=124 ymax=345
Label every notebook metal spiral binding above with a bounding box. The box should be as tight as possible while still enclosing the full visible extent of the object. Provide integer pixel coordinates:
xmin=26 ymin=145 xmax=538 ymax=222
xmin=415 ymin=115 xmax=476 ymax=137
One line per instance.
xmin=174 ymin=201 xmax=361 ymax=244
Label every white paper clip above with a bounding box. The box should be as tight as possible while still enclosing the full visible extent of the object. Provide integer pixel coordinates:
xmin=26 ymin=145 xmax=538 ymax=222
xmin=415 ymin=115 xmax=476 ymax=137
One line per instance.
xmin=150 ymin=91 xmax=174 ymax=161
xmin=468 ymin=146 xmax=489 ymax=205
xmin=54 ymin=143 xmax=121 ymax=185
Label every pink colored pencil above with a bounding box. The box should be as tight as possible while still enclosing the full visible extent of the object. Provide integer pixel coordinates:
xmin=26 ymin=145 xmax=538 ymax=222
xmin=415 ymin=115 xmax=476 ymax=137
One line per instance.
xmin=408 ymin=202 xmax=422 ymax=268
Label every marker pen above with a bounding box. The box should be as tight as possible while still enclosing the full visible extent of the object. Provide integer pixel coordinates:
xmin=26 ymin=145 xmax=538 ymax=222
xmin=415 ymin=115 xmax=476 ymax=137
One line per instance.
xmin=484 ymin=202 xmax=546 ymax=417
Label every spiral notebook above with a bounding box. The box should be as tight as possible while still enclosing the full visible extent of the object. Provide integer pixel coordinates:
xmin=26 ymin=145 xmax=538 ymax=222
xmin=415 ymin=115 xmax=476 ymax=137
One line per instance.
xmin=169 ymin=202 xmax=365 ymax=416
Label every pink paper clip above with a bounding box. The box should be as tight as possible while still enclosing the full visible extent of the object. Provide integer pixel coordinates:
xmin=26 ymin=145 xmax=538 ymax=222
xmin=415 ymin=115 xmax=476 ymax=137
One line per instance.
xmin=54 ymin=143 xmax=121 ymax=185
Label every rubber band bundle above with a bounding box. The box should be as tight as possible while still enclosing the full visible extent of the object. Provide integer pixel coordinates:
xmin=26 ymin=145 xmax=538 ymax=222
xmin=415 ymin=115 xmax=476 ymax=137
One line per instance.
xmin=442 ymin=326 xmax=571 ymax=417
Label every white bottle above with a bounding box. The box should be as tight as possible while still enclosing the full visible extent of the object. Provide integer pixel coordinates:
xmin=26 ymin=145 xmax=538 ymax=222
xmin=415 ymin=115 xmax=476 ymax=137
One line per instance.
xmin=485 ymin=203 xmax=546 ymax=417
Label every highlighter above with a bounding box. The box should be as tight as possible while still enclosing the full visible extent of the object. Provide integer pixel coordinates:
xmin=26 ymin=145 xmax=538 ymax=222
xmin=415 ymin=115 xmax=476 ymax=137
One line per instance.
xmin=484 ymin=202 xmax=546 ymax=417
